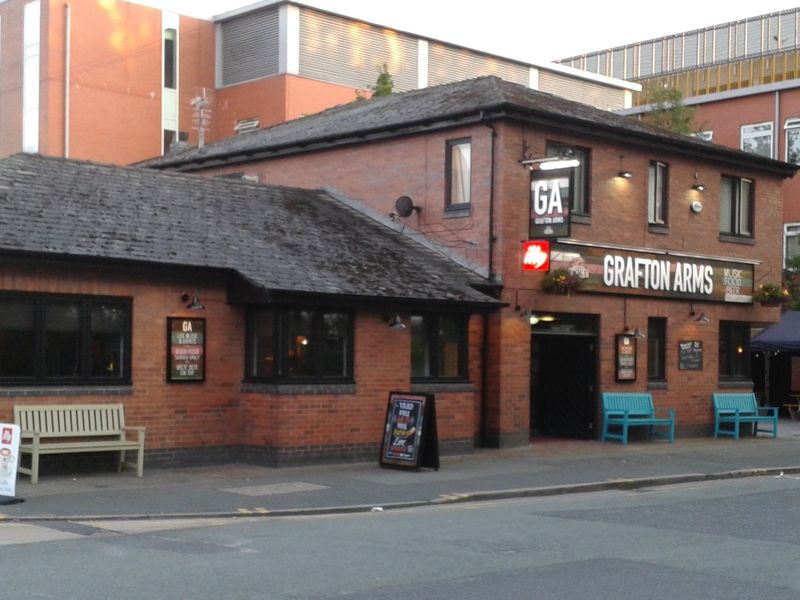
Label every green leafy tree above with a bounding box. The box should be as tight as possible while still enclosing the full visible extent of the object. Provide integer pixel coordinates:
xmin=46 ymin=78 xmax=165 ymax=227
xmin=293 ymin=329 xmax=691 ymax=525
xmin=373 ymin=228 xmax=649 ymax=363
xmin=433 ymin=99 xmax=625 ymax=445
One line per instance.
xmin=784 ymin=256 xmax=800 ymax=311
xmin=355 ymin=63 xmax=394 ymax=101
xmin=638 ymin=83 xmax=697 ymax=135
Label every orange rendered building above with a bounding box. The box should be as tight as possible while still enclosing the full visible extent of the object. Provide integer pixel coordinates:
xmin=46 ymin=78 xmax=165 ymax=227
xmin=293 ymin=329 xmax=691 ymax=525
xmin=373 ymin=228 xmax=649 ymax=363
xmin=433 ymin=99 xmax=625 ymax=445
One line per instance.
xmin=0 ymin=0 xmax=638 ymax=165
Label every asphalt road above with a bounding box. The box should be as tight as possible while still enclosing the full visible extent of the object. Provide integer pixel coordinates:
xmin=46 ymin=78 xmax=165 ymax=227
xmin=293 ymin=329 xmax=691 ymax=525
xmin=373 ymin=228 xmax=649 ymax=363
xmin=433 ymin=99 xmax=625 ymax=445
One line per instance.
xmin=4 ymin=474 xmax=800 ymax=599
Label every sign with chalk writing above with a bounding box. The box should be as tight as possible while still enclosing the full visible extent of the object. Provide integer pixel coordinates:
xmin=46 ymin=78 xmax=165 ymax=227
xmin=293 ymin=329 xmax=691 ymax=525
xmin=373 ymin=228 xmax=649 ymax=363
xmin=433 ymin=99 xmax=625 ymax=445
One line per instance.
xmin=379 ymin=392 xmax=439 ymax=470
xmin=615 ymin=334 xmax=637 ymax=382
xmin=678 ymin=340 xmax=703 ymax=370
xmin=167 ymin=317 xmax=206 ymax=382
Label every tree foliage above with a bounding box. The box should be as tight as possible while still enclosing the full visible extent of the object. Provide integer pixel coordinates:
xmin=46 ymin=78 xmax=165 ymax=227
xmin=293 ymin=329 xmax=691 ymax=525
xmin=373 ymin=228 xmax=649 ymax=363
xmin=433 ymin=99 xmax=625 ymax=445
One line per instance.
xmin=638 ymin=84 xmax=697 ymax=135
xmin=355 ymin=63 xmax=394 ymax=101
xmin=784 ymin=256 xmax=800 ymax=311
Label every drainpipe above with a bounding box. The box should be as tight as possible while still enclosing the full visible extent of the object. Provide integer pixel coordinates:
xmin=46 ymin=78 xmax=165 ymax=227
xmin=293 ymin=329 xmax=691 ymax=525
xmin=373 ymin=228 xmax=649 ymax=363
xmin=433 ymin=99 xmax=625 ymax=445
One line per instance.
xmin=479 ymin=112 xmax=497 ymax=446
xmin=775 ymin=91 xmax=781 ymax=161
xmin=63 ymin=3 xmax=71 ymax=158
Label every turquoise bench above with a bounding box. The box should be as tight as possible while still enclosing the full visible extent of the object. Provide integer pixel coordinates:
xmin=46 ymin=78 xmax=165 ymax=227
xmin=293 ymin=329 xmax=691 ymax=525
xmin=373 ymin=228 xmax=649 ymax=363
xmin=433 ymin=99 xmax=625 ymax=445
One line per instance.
xmin=601 ymin=392 xmax=675 ymax=445
xmin=712 ymin=392 xmax=777 ymax=439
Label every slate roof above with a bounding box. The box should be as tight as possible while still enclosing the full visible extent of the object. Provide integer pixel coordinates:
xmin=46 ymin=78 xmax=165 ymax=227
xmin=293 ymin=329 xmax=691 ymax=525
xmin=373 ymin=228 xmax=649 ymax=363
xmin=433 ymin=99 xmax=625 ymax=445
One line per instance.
xmin=142 ymin=76 xmax=796 ymax=178
xmin=0 ymin=153 xmax=497 ymax=308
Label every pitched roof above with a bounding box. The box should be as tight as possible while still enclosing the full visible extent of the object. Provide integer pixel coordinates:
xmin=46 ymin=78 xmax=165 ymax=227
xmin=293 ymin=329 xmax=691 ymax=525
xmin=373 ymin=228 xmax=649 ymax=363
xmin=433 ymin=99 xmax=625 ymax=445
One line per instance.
xmin=142 ymin=76 xmax=796 ymax=178
xmin=0 ymin=153 xmax=496 ymax=308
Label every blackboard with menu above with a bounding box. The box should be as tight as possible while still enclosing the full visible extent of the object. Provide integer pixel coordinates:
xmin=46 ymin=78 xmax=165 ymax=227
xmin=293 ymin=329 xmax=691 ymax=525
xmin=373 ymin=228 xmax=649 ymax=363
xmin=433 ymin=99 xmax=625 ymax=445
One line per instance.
xmin=167 ymin=317 xmax=206 ymax=382
xmin=678 ymin=340 xmax=703 ymax=370
xmin=379 ymin=392 xmax=439 ymax=470
xmin=615 ymin=334 xmax=637 ymax=382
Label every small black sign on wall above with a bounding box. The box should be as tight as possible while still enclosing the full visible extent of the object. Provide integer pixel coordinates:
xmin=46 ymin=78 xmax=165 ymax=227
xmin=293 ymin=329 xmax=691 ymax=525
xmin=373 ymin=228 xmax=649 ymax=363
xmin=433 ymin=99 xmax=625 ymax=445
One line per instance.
xmin=379 ymin=392 xmax=439 ymax=471
xmin=615 ymin=334 xmax=637 ymax=382
xmin=678 ymin=340 xmax=703 ymax=370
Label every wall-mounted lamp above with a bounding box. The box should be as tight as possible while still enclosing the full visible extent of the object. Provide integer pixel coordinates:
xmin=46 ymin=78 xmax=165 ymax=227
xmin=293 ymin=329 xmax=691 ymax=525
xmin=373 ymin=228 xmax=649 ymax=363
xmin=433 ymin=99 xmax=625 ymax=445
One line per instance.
xmin=520 ymin=310 xmax=556 ymax=326
xmin=622 ymin=297 xmax=645 ymax=338
xmin=692 ymin=172 xmax=705 ymax=192
xmin=180 ymin=292 xmax=205 ymax=310
xmin=689 ymin=304 xmax=710 ymax=323
xmin=385 ymin=314 xmax=407 ymax=330
xmin=521 ymin=149 xmax=580 ymax=171
xmin=623 ymin=326 xmax=646 ymax=339
xmin=617 ymin=155 xmax=633 ymax=179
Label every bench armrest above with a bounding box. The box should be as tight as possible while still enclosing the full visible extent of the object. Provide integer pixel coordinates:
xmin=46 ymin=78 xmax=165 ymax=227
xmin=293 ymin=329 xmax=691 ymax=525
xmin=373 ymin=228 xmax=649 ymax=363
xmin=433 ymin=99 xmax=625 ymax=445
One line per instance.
xmin=756 ymin=407 xmax=778 ymax=416
xmin=123 ymin=426 xmax=146 ymax=440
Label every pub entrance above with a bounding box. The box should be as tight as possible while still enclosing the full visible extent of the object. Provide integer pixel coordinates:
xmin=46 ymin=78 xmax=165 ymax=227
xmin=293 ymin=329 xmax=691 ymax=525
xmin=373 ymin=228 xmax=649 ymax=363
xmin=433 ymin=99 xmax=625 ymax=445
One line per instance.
xmin=530 ymin=314 xmax=598 ymax=439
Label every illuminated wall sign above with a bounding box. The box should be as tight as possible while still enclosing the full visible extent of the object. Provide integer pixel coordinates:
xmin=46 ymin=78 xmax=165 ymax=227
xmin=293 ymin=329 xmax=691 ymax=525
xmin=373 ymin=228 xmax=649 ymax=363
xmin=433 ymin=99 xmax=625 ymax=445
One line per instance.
xmin=549 ymin=242 xmax=754 ymax=303
xmin=529 ymin=169 xmax=570 ymax=239
xmin=522 ymin=240 xmax=550 ymax=271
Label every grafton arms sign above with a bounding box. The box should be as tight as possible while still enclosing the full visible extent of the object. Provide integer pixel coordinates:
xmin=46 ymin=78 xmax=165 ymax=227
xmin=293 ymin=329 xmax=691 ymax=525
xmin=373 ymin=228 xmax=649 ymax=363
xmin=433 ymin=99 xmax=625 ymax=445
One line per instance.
xmin=549 ymin=243 xmax=754 ymax=303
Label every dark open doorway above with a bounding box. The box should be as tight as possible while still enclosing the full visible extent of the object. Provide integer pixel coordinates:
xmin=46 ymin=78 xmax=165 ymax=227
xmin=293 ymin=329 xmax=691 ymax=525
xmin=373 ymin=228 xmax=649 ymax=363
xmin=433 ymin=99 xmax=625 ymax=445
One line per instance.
xmin=530 ymin=314 xmax=598 ymax=439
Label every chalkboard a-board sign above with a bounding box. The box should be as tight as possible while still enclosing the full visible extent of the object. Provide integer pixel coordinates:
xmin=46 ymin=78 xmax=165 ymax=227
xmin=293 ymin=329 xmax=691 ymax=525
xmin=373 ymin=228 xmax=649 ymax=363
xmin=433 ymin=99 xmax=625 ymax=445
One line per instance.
xmin=379 ymin=392 xmax=439 ymax=470
xmin=615 ymin=334 xmax=637 ymax=382
xmin=678 ymin=340 xmax=703 ymax=370
xmin=167 ymin=317 xmax=206 ymax=382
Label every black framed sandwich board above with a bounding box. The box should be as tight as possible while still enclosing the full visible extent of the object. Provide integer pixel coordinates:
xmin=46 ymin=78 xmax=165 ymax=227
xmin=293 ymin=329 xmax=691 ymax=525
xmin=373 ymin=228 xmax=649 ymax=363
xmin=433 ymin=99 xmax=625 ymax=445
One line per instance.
xmin=379 ymin=391 xmax=439 ymax=470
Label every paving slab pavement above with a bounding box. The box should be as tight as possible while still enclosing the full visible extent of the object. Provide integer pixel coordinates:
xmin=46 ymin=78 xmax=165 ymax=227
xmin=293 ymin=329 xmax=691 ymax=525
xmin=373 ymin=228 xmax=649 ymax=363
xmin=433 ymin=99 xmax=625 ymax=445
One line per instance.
xmin=3 ymin=419 xmax=800 ymax=521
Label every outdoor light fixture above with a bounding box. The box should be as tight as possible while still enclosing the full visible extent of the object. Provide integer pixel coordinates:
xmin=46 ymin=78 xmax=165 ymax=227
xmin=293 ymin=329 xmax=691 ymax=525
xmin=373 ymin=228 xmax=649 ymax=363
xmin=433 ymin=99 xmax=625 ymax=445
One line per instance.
xmin=386 ymin=314 xmax=406 ymax=330
xmin=181 ymin=292 xmax=205 ymax=310
xmin=692 ymin=172 xmax=705 ymax=192
xmin=689 ymin=303 xmax=710 ymax=323
xmin=622 ymin=297 xmax=646 ymax=338
xmin=521 ymin=150 xmax=580 ymax=171
xmin=617 ymin=155 xmax=633 ymax=178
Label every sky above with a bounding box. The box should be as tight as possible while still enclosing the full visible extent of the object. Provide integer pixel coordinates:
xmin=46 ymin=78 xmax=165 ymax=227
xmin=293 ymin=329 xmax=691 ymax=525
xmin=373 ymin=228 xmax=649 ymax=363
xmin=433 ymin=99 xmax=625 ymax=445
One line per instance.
xmin=139 ymin=0 xmax=800 ymax=62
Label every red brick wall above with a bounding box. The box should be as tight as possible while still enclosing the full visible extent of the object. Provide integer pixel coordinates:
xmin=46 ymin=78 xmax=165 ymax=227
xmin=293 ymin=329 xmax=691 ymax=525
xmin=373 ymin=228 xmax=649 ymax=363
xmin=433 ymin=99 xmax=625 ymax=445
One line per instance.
xmin=193 ymin=116 xmax=787 ymax=441
xmin=0 ymin=258 xmax=478 ymax=463
xmin=692 ymin=88 xmax=800 ymax=223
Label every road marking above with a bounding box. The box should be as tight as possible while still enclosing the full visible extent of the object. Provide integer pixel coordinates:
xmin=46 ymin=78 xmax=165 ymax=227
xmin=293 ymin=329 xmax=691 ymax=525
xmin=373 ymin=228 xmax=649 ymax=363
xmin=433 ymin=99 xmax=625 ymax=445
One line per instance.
xmin=254 ymin=507 xmax=270 ymax=514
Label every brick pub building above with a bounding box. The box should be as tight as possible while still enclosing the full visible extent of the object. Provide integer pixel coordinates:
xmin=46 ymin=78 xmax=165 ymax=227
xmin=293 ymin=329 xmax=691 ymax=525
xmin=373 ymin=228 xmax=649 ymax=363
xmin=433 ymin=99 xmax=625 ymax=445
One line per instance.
xmin=0 ymin=76 xmax=794 ymax=474
xmin=150 ymin=76 xmax=796 ymax=447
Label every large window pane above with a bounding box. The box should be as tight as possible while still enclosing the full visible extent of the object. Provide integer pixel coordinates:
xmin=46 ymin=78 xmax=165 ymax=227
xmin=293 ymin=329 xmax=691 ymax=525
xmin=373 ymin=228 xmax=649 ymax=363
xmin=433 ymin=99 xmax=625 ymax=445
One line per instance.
xmin=286 ymin=310 xmax=314 ymax=377
xmin=249 ymin=309 xmax=275 ymax=378
xmin=719 ymin=321 xmax=750 ymax=379
xmin=44 ymin=300 xmax=81 ymax=378
xmin=741 ymin=123 xmax=773 ymax=158
xmin=547 ymin=143 xmax=589 ymax=214
xmin=321 ymin=312 xmax=348 ymax=377
xmin=410 ymin=315 xmax=431 ymax=378
xmin=0 ymin=299 xmax=35 ymax=377
xmin=447 ymin=140 xmax=471 ymax=207
xmin=438 ymin=317 xmax=462 ymax=378
xmin=411 ymin=314 xmax=467 ymax=381
xmin=647 ymin=318 xmax=666 ymax=381
xmin=90 ymin=302 xmax=128 ymax=378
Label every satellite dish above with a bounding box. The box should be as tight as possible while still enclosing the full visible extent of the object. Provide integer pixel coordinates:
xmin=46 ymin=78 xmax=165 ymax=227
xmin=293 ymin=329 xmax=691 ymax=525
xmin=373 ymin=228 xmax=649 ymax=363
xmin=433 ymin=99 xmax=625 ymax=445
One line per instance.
xmin=394 ymin=196 xmax=418 ymax=218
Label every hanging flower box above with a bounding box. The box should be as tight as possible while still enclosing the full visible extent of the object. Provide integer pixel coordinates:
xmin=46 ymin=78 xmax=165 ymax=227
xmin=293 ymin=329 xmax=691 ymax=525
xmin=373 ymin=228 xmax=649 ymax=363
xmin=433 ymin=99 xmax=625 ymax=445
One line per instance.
xmin=753 ymin=282 xmax=789 ymax=307
xmin=541 ymin=269 xmax=584 ymax=295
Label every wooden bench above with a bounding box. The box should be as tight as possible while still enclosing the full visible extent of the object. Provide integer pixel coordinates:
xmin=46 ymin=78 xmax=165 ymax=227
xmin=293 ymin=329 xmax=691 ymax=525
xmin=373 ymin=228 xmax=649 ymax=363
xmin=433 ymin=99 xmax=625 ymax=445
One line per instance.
xmin=712 ymin=393 xmax=777 ymax=439
xmin=14 ymin=403 xmax=145 ymax=484
xmin=601 ymin=392 xmax=675 ymax=445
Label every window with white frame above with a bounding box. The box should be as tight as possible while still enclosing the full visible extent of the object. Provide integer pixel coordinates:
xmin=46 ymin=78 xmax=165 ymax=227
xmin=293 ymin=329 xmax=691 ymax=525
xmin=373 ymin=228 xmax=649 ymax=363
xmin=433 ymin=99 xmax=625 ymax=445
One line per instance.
xmin=648 ymin=161 xmax=668 ymax=225
xmin=740 ymin=122 xmax=773 ymax=158
xmin=719 ymin=175 xmax=753 ymax=237
xmin=785 ymin=223 xmax=800 ymax=268
xmin=446 ymin=139 xmax=471 ymax=208
xmin=786 ymin=119 xmax=800 ymax=164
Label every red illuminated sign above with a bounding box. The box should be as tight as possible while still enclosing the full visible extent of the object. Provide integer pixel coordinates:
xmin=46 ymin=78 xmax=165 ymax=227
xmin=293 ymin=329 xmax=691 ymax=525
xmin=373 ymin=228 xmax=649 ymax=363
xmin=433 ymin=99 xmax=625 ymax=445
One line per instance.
xmin=522 ymin=240 xmax=550 ymax=271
